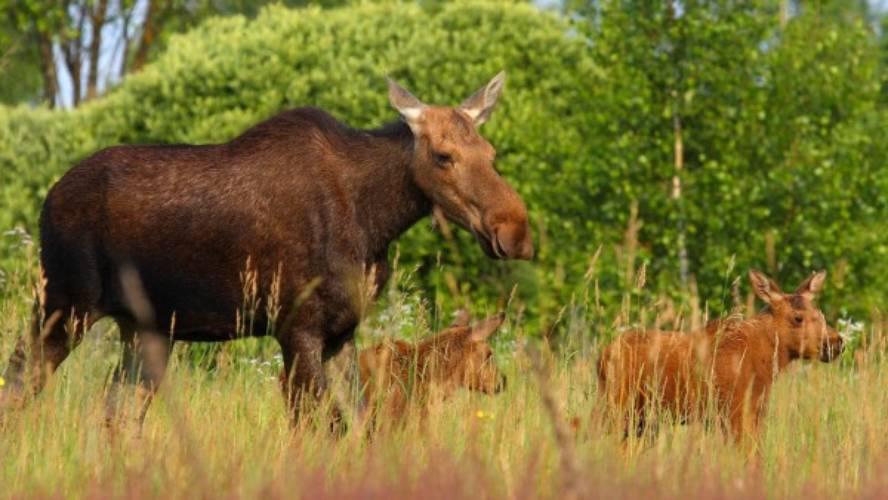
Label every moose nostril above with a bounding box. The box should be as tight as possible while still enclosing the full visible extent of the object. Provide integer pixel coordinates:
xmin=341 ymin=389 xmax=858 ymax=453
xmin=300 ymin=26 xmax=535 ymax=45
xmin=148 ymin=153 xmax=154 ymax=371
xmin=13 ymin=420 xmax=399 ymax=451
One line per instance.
xmin=493 ymin=223 xmax=534 ymax=260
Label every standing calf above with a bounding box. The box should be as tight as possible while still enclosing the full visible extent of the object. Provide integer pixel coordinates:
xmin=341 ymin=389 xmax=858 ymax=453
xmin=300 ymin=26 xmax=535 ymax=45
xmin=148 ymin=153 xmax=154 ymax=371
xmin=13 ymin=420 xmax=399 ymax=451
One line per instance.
xmin=358 ymin=312 xmax=506 ymax=425
xmin=598 ymin=270 xmax=843 ymax=443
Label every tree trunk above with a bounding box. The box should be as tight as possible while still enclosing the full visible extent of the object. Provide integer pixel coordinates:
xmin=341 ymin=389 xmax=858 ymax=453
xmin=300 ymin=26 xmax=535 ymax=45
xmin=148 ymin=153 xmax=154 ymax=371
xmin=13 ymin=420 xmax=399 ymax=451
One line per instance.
xmin=667 ymin=3 xmax=689 ymax=289
xmin=63 ymin=42 xmax=82 ymax=107
xmin=131 ymin=0 xmax=159 ymax=72
xmin=780 ymin=0 xmax=790 ymax=27
xmin=36 ymin=35 xmax=58 ymax=108
xmin=118 ymin=2 xmax=135 ymax=79
xmin=60 ymin=8 xmax=87 ymax=107
xmin=672 ymin=108 xmax=689 ymax=288
xmin=86 ymin=0 xmax=109 ymax=101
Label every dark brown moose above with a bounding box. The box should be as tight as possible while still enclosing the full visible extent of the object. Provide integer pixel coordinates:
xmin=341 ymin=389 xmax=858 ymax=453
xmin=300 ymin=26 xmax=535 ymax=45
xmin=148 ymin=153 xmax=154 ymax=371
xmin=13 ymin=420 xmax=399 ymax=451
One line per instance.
xmin=358 ymin=311 xmax=506 ymax=426
xmin=598 ymin=270 xmax=843 ymax=444
xmin=0 ymin=73 xmax=533 ymax=427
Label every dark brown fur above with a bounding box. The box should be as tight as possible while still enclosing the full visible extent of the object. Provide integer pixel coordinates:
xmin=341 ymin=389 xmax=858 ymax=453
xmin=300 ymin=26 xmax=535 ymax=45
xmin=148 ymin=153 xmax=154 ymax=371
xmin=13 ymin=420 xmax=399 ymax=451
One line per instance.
xmin=0 ymin=74 xmax=532 ymax=427
xmin=598 ymin=270 xmax=843 ymax=443
xmin=358 ymin=313 xmax=506 ymax=425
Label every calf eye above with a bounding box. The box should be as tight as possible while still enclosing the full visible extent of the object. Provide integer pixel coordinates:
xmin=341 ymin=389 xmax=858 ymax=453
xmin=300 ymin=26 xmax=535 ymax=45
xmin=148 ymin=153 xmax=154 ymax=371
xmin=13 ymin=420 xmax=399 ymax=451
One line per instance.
xmin=793 ymin=315 xmax=804 ymax=326
xmin=433 ymin=152 xmax=453 ymax=167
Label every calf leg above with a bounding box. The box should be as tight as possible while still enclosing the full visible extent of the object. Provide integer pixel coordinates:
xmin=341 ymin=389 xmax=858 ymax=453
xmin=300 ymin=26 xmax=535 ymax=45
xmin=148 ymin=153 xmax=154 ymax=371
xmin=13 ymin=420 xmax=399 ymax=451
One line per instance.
xmin=104 ymin=323 xmax=172 ymax=431
xmin=621 ymin=398 xmax=648 ymax=442
xmin=725 ymin=395 xmax=748 ymax=444
xmin=631 ymin=412 xmax=647 ymax=439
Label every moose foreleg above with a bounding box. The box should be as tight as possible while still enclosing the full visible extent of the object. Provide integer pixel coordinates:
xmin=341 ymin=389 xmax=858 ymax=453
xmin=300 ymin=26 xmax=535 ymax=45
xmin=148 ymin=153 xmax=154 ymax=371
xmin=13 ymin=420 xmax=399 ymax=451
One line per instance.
xmin=104 ymin=328 xmax=172 ymax=433
xmin=278 ymin=331 xmax=342 ymax=433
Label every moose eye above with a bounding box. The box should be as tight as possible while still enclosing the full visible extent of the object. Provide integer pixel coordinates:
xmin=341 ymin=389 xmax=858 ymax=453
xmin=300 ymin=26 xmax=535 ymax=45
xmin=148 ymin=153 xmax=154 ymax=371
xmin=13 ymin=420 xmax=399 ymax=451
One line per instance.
xmin=433 ymin=152 xmax=453 ymax=167
xmin=793 ymin=315 xmax=804 ymax=326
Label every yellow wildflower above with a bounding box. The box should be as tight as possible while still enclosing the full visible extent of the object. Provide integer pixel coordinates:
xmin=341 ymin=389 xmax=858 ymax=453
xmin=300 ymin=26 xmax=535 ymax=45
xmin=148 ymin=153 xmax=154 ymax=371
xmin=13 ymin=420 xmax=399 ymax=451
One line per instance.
xmin=0 ymin=376 xmax=5 ymax=387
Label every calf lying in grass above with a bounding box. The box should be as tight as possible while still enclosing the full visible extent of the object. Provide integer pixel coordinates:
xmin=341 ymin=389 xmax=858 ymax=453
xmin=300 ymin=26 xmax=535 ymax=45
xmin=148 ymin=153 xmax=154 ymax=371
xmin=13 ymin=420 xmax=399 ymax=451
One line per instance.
xmin=598 ymin=270 xmax=843 ymax=443
xmin=358 ymin=312 xmax=506 ymax=425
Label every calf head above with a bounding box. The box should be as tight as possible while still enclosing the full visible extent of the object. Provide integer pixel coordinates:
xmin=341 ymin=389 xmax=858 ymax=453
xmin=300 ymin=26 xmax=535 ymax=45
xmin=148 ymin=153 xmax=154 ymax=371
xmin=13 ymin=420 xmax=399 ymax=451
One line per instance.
xmin=749 ymin=270 xmax=843 ymax=362
xmin=387 ymin=74 xmax=533 ymax=260
xmin=428 ymin=312 xmax=508 ymax=395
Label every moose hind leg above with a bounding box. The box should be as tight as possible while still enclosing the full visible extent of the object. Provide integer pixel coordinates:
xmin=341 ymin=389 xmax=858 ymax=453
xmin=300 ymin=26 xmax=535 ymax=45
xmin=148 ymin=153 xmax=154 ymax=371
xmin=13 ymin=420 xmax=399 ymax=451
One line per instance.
xmin=2 ymin=236 xmax=103 ymax=410
xmin=104 ymin=322 xmax=172 ymax=431
xmin=1 ymin=298 xmax=91 ymax=410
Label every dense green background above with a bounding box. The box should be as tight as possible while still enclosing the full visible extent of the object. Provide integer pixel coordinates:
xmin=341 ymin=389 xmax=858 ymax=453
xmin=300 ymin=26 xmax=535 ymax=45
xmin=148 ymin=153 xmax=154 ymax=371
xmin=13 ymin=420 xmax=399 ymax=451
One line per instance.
xmin=0 ymin=1 xmax=885 ymax=329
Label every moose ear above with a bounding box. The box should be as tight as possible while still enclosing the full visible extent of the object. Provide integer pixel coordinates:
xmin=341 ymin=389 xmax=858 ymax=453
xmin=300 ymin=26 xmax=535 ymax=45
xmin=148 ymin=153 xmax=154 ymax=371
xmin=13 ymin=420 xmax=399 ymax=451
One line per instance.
xmin=387 ymin=77 xmax=426 ymax=133
xmin=468 ymin=313 xmax=505 ymax=342
xmin=749 ymin=269 xmax=783 ymax=306
xmin=459 ymin=71 xmax=505 ymax=126
xmin=795 ymin=271 xmax=826 ymax=298
xmin=449 ymin=309 xmax=471 ymax=329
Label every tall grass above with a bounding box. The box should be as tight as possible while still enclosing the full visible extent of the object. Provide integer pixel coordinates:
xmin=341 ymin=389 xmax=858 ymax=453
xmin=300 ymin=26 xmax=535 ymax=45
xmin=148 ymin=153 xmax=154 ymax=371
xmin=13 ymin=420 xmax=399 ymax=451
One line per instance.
xmin=0 ymin=238 xmax=886 ymax=499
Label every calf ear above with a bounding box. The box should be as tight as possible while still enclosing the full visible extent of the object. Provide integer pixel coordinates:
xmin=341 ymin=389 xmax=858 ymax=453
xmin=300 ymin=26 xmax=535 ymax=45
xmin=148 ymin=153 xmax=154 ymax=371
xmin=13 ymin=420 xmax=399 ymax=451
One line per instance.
xmin=460 ymin=71 xmax=505 ymax=126
xmin=795 ymin=271 xmax=826 ymax=298
xmin=749 ymin=269 xmax=783 ymax=305
xmin=469 ymin=313 xmax=506 ymax=342
xmin=449 ymin=309 xmax=471 ymax=328
xmin=387 ymin=77 xmax=426 ymax=134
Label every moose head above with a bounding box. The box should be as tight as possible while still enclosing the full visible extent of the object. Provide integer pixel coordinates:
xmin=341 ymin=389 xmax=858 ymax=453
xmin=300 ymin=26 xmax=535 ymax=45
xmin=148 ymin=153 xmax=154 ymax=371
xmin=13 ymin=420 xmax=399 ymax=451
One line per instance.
xmin=749 ymin=270 xmax=844 ymax=362
xmin=387 ymin=73 xmax=534 ymax=260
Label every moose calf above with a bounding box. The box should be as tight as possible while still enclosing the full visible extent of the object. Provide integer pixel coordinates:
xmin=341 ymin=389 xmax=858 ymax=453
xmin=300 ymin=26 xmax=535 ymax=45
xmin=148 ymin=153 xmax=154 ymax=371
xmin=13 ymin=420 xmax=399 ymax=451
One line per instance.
xmin=598 ymin=270 xmax=843 ymax=443
xmin=358 ymin=312 xmax=507 ymax=425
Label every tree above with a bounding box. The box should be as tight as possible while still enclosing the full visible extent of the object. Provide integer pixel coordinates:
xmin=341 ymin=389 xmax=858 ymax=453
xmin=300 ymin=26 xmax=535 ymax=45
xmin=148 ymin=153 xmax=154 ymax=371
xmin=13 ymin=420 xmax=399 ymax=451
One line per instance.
xmin=0 ymin=15 xmax=43 ymax=104
xmin=0 ymin=0 xmax=351 ymax=107
xmin=562 ymin=0 xmax=884 ymax=313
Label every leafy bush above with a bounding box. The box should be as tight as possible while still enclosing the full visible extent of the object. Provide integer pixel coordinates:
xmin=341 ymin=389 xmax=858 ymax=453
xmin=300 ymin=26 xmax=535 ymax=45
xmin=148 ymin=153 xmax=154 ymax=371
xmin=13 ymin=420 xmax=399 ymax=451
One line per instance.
xmin=0 ymin=1 xmax=884 ymax=327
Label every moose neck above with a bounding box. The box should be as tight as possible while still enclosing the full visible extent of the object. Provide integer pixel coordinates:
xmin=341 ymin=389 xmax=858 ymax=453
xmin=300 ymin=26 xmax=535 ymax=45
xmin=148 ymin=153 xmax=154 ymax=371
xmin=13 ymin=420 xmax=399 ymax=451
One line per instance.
xmin=351 ymin=121 xmax=431 ymax=258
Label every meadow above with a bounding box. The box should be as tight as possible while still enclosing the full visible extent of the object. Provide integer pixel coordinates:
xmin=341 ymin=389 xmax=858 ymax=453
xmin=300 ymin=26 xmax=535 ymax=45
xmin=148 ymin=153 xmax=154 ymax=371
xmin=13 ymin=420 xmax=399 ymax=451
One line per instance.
xmin=1 ymin=245 xmax=885 ymax=500
xmin=1 ymin=2 xmax=886 ymax=499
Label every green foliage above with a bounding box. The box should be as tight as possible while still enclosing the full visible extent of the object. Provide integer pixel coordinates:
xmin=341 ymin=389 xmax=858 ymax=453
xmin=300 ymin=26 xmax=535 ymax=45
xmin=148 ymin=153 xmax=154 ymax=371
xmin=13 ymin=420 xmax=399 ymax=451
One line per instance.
xmin=0 ymin=1 xmax=885 ymax=329
xmin=561 ymin=0 xmax=887 ymax=317
xmin=0 ymin=19 xmax=43 ymax=105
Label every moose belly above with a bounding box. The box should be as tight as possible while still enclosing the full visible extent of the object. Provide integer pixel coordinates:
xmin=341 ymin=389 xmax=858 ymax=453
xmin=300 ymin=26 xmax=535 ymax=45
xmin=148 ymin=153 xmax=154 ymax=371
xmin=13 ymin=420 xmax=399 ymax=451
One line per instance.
xmin=99 ymin=207 xmax=328 ymax=341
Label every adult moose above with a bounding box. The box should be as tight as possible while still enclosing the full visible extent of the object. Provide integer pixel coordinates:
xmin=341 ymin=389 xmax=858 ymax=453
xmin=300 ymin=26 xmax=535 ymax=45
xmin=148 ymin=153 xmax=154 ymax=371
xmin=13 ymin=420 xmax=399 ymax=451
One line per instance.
xmin=0 ymin=72 xmax=533 ymax=428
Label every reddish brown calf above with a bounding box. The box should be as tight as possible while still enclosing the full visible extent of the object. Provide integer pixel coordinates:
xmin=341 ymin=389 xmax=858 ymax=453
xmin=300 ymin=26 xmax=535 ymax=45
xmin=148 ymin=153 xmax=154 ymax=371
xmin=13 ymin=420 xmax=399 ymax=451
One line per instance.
xmin=598 ymin=270 xmax=843 ymax=443
xmin=358 ymin=312 xmax=506 ymax=425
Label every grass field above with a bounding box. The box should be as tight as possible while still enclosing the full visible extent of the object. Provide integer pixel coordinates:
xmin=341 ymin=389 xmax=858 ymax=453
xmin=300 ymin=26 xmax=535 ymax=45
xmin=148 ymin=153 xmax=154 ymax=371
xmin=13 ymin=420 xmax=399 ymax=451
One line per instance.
xmin=0 ymin=256 xmax=886 ymax=500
